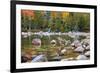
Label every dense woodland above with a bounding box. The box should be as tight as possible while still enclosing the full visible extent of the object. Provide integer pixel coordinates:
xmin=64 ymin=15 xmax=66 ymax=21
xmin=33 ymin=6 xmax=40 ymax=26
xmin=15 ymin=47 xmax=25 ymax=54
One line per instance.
xmin=21 ymin=10 xmax=90 ymax=33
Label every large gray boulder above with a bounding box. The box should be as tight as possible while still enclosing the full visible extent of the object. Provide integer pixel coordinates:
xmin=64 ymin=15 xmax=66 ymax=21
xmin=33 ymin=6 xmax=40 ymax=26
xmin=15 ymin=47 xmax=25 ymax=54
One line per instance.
xmin=50 ymin=40 xmax=57 ymax=46
xmin=71 ymin=40 xmax=81 ymax=48
xmin=76 ymin=54 xmax=88 ymax=60
xmin=85 ymin=45 xmax=90 ymax=50
xmin=84 ymin=51 xmax=90 ymax=57
xmin=32 ymin=55 xmax=47 ymax=62
xmin=74 ymin=46 xmax=85 ymax=53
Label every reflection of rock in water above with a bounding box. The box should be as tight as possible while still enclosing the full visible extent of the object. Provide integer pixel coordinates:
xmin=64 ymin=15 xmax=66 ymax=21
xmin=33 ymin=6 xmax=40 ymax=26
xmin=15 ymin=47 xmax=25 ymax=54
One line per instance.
xmin=49 ymin=56 xmax=62 ymax=61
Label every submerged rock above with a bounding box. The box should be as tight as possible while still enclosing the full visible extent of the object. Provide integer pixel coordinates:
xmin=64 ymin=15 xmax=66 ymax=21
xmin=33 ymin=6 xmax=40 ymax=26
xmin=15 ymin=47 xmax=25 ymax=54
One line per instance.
xmin=57 ymin=37 xmax=71 ymax=46
xmin=51 ymin=56 xmax=62 ymax=61
xmin=61 ymin=57 xmax=74 ymax=61
xmin=64 ymin=40 xmax=71 ymax=46
xmin=61 ymin=48 xmax=67 ymax=54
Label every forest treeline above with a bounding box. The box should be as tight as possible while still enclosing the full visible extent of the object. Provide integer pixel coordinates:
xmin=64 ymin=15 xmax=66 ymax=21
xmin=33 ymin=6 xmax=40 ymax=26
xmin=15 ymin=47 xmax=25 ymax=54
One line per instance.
xmin=21 ymin=10 xmax=90 ymax=32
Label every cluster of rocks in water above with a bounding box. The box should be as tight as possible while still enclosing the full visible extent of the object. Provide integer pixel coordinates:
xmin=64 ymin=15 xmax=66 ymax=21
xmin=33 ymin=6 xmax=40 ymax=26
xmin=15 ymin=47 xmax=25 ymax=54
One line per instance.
xmin=21 ymin=35 xmax=90 ymax=63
